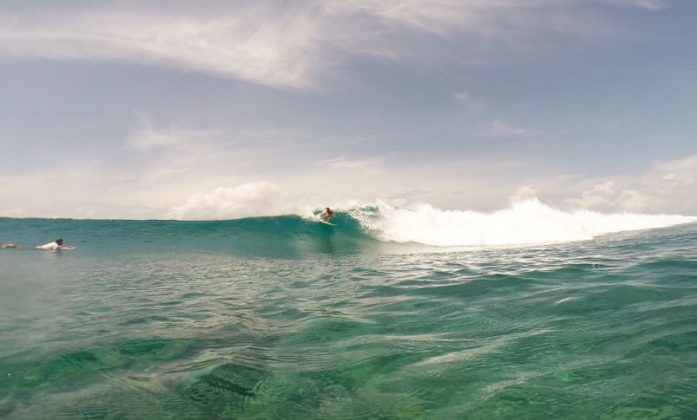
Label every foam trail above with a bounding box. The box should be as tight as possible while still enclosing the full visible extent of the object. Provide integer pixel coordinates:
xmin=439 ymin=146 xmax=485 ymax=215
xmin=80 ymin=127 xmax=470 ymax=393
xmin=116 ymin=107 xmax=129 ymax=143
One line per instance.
xmin=350 ymin=199 xmax=695 ymax=247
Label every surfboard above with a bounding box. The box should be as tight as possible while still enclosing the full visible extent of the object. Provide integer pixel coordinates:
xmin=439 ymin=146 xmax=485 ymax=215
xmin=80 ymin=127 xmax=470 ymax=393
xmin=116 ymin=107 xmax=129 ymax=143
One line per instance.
xmin=35 ymin=245 xmax=77 ymax=251
xmin=318 ymin=220 xmax=336 ymax=226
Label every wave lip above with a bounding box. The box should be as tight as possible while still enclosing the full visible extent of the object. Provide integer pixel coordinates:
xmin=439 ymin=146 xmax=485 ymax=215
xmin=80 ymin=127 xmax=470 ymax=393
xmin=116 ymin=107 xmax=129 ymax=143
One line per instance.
xmin=354 ymin=199 xmax=696 ymax=247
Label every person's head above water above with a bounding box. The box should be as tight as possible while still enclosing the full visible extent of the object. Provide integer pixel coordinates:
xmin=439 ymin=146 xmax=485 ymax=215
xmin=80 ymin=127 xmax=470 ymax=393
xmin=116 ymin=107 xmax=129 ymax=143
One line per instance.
xmin=325 ymin=207 xmax=333 ymax=214
xmin=56 ymin=238 xmax=63 ymax=245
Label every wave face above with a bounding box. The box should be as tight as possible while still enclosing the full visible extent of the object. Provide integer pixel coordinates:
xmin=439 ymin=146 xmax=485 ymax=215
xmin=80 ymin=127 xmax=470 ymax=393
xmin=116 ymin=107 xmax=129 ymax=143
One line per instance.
xmin=0 ymin=214 xmax=376 ymax=258
xmin=0 ymin=199 xmax=694 ymax=255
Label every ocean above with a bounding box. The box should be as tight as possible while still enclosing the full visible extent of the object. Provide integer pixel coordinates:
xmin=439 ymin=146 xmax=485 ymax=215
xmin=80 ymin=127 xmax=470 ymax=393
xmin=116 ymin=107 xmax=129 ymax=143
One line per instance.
xmin=1 ymin=202 xmax=696 ymax=419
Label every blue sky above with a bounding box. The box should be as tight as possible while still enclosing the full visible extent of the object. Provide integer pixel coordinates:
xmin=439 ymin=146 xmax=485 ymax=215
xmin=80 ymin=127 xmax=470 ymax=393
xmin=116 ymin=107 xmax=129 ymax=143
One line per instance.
xmin=0 ymin=0 xmax=695 ymax=219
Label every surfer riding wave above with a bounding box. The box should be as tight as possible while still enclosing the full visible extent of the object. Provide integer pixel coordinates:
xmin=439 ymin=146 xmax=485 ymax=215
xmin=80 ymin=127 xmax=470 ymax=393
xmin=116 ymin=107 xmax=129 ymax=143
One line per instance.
xmin=320 ymin=207 xmax=334 ymax=223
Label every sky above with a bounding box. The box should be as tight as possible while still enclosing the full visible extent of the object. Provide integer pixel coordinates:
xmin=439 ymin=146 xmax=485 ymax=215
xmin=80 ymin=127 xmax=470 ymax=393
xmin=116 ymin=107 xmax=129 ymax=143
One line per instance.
xmin=0 ymin=0 xmax=695 ymax=219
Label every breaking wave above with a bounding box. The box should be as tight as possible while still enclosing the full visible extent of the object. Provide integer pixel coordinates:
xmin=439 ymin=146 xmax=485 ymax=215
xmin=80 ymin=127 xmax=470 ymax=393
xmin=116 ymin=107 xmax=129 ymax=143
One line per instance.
xmin=345 ymin=198 xmax=695 ymax=247
xmin=1 ymin=199 xmax=693 ymax=257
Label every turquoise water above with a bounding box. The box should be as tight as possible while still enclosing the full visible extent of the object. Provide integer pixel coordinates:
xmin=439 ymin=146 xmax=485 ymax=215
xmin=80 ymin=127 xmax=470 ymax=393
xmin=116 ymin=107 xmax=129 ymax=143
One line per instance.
xmin=1 ymin=216 xmax=696 ymax=419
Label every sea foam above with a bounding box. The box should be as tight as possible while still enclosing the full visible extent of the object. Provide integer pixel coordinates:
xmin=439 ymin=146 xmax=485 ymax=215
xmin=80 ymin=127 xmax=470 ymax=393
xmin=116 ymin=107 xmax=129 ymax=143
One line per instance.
xmin=348 ymin=199 xmax=695 ymax=247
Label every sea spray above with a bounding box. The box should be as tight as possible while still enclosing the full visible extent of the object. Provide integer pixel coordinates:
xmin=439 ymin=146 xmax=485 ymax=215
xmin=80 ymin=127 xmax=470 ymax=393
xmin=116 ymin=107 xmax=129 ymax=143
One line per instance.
xmin=348 ymin=198 xmax=695 ymax=246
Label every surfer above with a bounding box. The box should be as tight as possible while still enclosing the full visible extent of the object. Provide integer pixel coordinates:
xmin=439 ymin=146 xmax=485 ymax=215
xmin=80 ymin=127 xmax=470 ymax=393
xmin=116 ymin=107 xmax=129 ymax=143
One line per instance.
xmin=320 ymin=207 xmax=334 ymax=222
xmin=36 ymin=238 xmax=74 ymax=251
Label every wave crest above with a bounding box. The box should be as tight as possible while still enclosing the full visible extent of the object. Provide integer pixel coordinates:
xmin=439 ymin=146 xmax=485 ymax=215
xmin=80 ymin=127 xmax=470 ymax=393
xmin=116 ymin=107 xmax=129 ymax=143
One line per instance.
xmin=348 ymin=199 xmax=695 ymax=246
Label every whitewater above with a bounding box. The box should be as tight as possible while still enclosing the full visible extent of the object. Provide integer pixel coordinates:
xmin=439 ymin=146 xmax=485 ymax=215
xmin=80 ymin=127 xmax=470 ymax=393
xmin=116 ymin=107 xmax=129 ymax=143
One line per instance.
xmin=1 ymin=199 xmax=696 ymax=418
xmin=345 ymin=198 xmax=695 ymax=247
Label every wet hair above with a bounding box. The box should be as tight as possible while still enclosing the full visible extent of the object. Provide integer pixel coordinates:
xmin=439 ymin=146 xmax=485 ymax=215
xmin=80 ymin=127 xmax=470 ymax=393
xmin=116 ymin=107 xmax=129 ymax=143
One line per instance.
xmin=56 ymin=238 xmax=63 ymax=245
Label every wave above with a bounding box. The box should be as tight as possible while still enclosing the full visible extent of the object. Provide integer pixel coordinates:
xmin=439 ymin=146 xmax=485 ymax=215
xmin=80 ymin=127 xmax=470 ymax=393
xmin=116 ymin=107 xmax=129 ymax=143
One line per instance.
xmin=0 ymin=214 xmax=378 ymax=257
xmin=344 ymin=199 xmax=695 ymax=247
xmin=168 ymin=199 xmax=695 ymax=250
xmin=1 ymin=199 xmax=694 ymax=255
xmin=165 ymin=182 xmax=695 ymax=247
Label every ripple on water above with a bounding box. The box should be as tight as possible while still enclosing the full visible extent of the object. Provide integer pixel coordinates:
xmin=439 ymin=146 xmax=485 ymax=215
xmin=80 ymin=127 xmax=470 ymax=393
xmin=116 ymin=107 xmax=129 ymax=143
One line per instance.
xmin=1 ymin=223 xmax=697 ymax=418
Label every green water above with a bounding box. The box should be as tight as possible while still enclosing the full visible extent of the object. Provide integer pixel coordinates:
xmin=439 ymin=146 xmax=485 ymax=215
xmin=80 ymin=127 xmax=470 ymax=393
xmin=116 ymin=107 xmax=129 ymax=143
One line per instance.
xmin=0 ymin=217 xmax=696 ymax=418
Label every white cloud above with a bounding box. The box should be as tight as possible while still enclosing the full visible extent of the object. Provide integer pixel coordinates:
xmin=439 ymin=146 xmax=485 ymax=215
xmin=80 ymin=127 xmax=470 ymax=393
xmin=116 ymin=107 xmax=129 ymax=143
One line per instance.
xmin=151 ymin=153 xmax=697 ymax=219
xmin=0 ymin=168 xmax=163 ymax=219
xmin=0 ymin=9 xmax=321 ymax=89
xmin=601 ymin=0 xmax=669 ymax=11
xmin=127 ymin=126 xmax=219 ymax=151
xmin=484 ymin=119 xmax=531 ymax=137
xmin=121 ymin=122 xmax=322 ymax=186
xmin=565 ymin=154 xmax=697 ymax=214
xmin=566 ymin=181 xmax=653 ymax=212
xmin=0 ymin=1 xmax=667 ymax=89
xmin=453 ymin=90 xmax=470 ymax=103
xmin=318 ymin=156 xmax=383 ymax=170
xmin=323 ymin=0 xmax=636 ymax=53
xmin=510 ymin=186 xmax=539 ymax=203
xmin=0 ymin=206 xmax=26 ymax=218
xmin=654 ymin=155 xmax=697 ymax=184
xmin=167 ymin=181 xmax=313 ymax=220
xmin=325 ymin=0 xmax=490 ymax=35
xmin=3 ymin=150 xmax=695 ymax=219
xmin=568 ymin=181 xmax=618 ymax=209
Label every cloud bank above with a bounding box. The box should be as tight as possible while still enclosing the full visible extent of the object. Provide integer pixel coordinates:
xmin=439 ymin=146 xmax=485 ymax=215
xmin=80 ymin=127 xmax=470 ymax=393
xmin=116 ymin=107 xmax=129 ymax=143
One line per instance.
xmin=566 ymin=155 xmax=697 ymax=214
xmin=168 ymin=182 xmax=312 ymax=220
